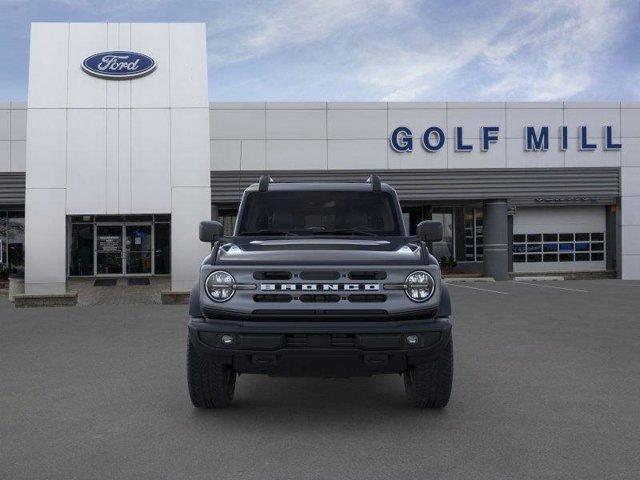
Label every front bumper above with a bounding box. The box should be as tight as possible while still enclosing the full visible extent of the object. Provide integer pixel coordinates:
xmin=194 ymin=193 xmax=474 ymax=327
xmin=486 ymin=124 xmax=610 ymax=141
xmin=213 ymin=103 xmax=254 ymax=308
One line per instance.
xmin=188 ymin=317 xmax=452 ymax=377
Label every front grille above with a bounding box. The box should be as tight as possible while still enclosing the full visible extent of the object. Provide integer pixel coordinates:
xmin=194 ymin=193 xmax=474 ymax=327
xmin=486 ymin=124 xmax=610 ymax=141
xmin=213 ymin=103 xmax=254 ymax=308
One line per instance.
xmin=300 ymin=270 xmax=340 ymax=280
xmin=348 ymin=294 xmax=387 ymax=303
xmin=348 ymin=271 xmax=387 ymax=280
xmin=254 ymin=294 xmax=292 ymax=303
xmin=285 ymin=334 xmax=356 ymax=348
xmin=300 ymin=294 xmax=341 ymax=303
xmin=253 ymin=271 xmax=292 ymax=280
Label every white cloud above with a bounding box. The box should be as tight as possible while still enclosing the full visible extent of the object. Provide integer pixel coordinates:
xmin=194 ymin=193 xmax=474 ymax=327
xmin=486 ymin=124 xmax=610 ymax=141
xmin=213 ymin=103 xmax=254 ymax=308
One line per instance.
xmin=208 ymin=0 xmax=412 ymax=66
xmin=357 ymin=0 xmax=627 ymax=101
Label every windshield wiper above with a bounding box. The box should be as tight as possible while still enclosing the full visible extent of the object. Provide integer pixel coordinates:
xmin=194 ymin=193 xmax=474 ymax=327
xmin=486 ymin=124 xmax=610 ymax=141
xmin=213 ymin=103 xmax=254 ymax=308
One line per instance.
xmin=240 ymin=229 xmax=299 ymax=236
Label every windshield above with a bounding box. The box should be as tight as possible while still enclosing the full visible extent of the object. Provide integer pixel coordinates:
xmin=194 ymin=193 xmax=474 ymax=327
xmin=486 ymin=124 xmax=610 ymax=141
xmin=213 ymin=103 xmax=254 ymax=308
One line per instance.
xmin=236 ymin=190 xmax=402 ymax=236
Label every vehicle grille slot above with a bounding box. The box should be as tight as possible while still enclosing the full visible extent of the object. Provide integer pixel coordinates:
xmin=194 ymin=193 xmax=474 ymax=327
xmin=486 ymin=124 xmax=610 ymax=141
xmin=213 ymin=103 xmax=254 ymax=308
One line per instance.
xmin=285 ymin=334 xmax=356 ymax=348
xmin=331 ymin=334 xmax=356 ymax=347
xmin=253 ymin=271 xmax=292 ymax=280
xmin=253 ymin=294 xmax=292 ymax=303
xmin=299 ymin=294 xmax=340 ymax=303
xmin=348 ymin=294 xmax=387 ymax=303
xmin=285 ymin=334 xmax=308 ymax=347
xmin=299 ymin=270 xmax=340 ymax=280
xmin=348 ymin=271 xmax=387 ymax=280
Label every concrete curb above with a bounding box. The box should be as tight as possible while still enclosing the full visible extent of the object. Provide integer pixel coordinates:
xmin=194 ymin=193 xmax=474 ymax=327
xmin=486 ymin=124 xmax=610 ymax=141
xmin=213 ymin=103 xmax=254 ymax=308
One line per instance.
xmin=14 ymin=292 xmax=78 ymax=308
xmin=514 ymin=276 xmax=565 ymax=282
xmin=444 ymin=277 xmax=496 ymax=283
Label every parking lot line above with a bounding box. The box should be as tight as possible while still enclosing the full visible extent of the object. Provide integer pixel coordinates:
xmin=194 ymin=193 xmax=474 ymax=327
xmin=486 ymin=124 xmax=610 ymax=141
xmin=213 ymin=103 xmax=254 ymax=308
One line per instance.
xmin=446 ymin=283 xmax=509 ymax=295
xmin=514 ymin=281 xmax=589 ymax=293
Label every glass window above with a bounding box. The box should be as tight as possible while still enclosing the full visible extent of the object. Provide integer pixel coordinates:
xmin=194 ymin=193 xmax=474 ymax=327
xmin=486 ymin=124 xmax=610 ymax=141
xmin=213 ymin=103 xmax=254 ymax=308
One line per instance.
xmin=7 ymin=212 xmax=24 ymax=274
xmin=513 ymin=254 xmax=526 ymax=263
xmin=431 ymin=211 xmax=454 ymax=260
xmin=513 ymin=231 xmax=606 ymax=266
xmin=237 ymin=191 xmax=402 ymax=236
xmin=69 ymin=224 xmax=94 ymax=276
xmin=463 ymin=207 xmax=483 ymax=262
xmin=154 ymin=223 xmax=171 ymax=275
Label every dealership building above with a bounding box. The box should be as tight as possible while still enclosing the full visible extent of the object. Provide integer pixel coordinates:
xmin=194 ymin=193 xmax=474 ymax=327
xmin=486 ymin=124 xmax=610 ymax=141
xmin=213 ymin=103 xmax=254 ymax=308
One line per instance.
xmin=1 ymin=22 xmax=640 ymax=296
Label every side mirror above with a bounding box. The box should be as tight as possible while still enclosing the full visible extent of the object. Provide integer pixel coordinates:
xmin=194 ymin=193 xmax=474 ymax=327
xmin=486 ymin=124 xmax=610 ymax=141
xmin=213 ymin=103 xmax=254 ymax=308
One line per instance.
xmin=199 ymin=221 xmax=224 ymax=243
xmin=416 ymin=220 xmax=443 ymax=243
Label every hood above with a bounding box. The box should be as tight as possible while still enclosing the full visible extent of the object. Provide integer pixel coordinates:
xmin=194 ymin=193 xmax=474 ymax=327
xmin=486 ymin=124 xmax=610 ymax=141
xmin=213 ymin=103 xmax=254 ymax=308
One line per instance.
xmin=215 ymin=237 xmax=424 ymax=266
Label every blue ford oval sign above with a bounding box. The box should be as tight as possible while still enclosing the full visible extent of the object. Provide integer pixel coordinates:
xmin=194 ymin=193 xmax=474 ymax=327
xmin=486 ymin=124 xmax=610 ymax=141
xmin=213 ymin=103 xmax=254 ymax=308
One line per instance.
xmin=82 ymin=51 xmax=156 ymax=80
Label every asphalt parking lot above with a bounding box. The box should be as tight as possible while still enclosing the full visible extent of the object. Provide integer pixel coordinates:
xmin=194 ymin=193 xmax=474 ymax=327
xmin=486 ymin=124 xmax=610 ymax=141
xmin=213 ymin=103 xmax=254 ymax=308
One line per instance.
xmin=1 ymin=280 xmax=639 ymax=480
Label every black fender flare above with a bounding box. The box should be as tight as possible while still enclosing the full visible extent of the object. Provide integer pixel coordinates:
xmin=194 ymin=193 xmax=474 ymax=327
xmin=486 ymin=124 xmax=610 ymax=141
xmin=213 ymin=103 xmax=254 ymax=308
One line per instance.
xmin=188 ymin=282 xmax=203 ymax=318
xmin=436 ymin=282 xmax=452 ymax=318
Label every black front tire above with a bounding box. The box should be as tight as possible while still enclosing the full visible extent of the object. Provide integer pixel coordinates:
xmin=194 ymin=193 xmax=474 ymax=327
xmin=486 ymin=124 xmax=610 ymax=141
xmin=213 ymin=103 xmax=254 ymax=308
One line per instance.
xmin=404 ymin=338 xmax=453 ymax=408
xmin=187 ymin=338 xmax=236 ymax=408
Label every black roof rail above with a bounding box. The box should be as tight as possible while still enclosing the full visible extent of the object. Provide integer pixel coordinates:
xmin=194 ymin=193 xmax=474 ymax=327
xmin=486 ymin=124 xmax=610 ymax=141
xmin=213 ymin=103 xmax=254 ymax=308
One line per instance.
xmin=258 ymin=174 xmax=273 ymax=192
xmin=367 ymin=174 xmax=382 ymax=192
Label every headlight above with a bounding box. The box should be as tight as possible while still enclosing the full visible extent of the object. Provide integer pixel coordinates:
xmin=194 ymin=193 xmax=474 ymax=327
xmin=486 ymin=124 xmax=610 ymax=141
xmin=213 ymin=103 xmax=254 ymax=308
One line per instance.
xmin=205 ymin=270 xmax=236 ymax=302
xmin=405 ymin=270 xmax=435 ymax=302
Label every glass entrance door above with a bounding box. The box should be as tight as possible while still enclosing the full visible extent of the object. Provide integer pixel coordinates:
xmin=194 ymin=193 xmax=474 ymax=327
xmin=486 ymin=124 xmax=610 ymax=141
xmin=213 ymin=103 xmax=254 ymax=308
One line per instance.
xmin=96 ymin=225 xmax=124 ymax=275
xmin=125 ymin=225 xmax=152 ymax=275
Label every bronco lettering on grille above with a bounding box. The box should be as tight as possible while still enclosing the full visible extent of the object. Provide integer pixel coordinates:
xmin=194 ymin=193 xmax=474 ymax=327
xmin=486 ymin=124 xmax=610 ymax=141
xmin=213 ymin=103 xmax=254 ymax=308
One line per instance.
xmin=260 ymin=284 xmax=380 ymax=291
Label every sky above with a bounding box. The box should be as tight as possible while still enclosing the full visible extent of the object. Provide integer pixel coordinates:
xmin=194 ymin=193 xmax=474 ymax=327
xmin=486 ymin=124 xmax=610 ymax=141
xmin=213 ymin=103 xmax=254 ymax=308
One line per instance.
xmin=1 ymin=0 xmax=639 ymax=102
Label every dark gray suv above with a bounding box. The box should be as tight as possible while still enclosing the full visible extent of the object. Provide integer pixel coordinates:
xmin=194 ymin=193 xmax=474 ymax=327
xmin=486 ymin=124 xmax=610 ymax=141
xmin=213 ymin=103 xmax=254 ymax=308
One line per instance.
xmin=187 ymin=175 xmax=453 ymax=408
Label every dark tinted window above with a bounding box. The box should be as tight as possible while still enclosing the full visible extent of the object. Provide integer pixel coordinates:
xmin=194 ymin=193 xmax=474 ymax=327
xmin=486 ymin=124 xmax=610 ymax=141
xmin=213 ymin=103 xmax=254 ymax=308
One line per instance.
xmin=237 ymin=191 xmax=401 ymax=236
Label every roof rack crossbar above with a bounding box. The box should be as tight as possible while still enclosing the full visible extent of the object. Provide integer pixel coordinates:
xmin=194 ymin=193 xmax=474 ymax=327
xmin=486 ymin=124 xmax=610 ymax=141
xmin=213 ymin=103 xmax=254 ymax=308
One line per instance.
xmin=367 ymin=174 xmax=382 ymax=192
xmin=258 ymin=174 xmax=273 ymax=192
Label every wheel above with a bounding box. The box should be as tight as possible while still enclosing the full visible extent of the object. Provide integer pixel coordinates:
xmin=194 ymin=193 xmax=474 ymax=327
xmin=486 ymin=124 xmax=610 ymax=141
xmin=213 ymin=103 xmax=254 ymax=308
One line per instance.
xmin=187 ymin=337 xmax=236 ymax=408
xmin=403 ymin=338 xmax=453 ymax=408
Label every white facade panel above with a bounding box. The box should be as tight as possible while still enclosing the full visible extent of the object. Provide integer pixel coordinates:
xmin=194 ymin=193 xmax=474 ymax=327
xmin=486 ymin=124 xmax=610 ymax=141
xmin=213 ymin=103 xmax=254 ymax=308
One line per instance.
xmin=25 ymin=188 xmax=66 ymax=294
xmin=66 ymin=109 xmax=107 ymax=214
xmin=564 ymin=107 xmax=621 ymax=138
xmin=446 ymin=138 xmax=506 ymax=169
xmin=621 ymin=108 xmax=640 ymax=138
xmin=105 ymin=108 xmax=119 ymax=213
xmin=171 ymin=186 xmax=211 ymax=291
xmin=27 ymin=23 xmax=68 ymax=108
xmin=67 ymin=23 xmax=108 ymax=109
xmin=169 ymin=23 xmax=209 ymax=108
xmin=10 ymin=109 xmax=27 ymax=141
xmin=506 ymin=138 xmax=565 ymax=168
xmin=130 ymin=23 xmax=171 ymax=108
xmin=0 ymin=109 xmax=10 ymax=140
xmin=211 ymin=140 xmax=241 ymax=170
xmin=447 ymin=108 xmax=506 ymax=139
xmin=621 ymin=225 xmax=640 ymax=255
xmin=210 ymin=109 xmax=265 ymax=140
xmin=506 ymin=108 xmax=563 ymax=138
xmin=564 ymin=144 xmax=620 ymax=168
xmin=117 ymin=109 xmax=132 ymax=213
xmin=117 ymin=23 xmax=132 ymax=109
xmin=240 ymin=140 xmax=266 ymax=170
xmin=266 ymin=109 xmax=327 ymax=140
xmin=130 ymin=108 xmax=171 ymax=212
xmin=25 ymin=109 xmax=67 ymax=189
xmin=328 ymin=140 xmax=387 ymax=170
xmin=266 ymin=140 xmax=327 ymax=170
xmin=10 ymin=141 xmax=26 ymax=172
xmin=0 ymin=141 xmax=9 ymax=171
xmin=388 ymin=144 xmax=446 ymax=170
xmin=171 ymin=108 xmax=211 ymax=186
xmin=621 ymin=138 xmax=640 ymax=167
xmin=327 ymin=110 xmax=387 ymax=139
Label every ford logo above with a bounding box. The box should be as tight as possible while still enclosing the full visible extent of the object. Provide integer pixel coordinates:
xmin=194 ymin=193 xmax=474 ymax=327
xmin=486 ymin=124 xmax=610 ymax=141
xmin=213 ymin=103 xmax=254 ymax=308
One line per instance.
xmin=82 ymin=51 xmax=156 ymax=80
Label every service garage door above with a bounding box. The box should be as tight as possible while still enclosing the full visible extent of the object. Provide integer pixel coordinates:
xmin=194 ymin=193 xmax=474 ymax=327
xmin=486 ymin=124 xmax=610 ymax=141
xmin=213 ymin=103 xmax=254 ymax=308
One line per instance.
xmin=513 ymin=206 xmax=606 ymax=273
